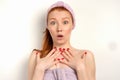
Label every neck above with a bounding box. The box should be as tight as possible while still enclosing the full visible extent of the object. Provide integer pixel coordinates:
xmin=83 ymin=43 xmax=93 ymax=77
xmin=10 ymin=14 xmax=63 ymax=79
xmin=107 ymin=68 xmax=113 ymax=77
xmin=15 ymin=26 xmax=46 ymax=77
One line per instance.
xmin=53 ymin=41 xmax=72 ymax=49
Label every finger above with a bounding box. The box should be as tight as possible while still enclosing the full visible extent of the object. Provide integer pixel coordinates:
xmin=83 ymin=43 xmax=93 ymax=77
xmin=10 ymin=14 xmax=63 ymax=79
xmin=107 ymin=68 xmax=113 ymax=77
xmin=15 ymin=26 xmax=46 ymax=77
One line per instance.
xmin=64 ymin=50 xmax=72 ymax=58
xmin=61 ymin=51 xmax=70 ymax=61
xmin=81 ymin=52 xmax=87 ymax=59
xmin=66 ymin=48 xmax=74 ymax=56
xmin=52 ymin=60 xmax=59 ymax=65
xmin=37 ymin=52 xmax=41 ymax=61
xmin=59 ymin=58 xmax=69 ymax=65
xmin=50 ymin=50 xmax=61 ymax=60
xmin=46 ymin=48 xmax=56 ymax=57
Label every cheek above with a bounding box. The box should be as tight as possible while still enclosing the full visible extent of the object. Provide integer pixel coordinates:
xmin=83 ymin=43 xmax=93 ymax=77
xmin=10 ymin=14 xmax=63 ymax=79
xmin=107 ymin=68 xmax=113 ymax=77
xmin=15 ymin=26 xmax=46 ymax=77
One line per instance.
xmin=64 ymin=27 xmax=72 ymax=35
xmin=63 ymin=23 xmax=73 ymax=31
xmin=64 ymin=24 xmax=73 ymax=32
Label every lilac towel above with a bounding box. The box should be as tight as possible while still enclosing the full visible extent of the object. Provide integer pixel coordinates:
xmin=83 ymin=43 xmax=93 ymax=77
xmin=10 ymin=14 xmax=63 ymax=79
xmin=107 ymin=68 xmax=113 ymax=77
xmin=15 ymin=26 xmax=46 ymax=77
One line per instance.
xmin=44 ymin=68 xmax=77 ymax=80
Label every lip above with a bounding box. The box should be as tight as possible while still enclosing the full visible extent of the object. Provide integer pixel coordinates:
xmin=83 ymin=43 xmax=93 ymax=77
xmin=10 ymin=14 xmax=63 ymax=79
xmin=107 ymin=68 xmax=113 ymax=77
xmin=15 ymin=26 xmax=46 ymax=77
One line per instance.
xmin=57 ymin=34 xmax=63 ymax=37
xmin=57 ymin=34 xmax=64 ymax=39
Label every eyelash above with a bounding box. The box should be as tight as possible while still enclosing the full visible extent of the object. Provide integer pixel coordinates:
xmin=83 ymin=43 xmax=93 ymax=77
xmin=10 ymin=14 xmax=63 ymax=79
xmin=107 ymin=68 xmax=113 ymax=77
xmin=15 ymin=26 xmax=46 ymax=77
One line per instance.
xmin=63 ymin=21 xmax=69 ymax=24
xmin=50 ymin=21 xmax=56 ymax=25
xmin=49 ymin=20 xmax=69 ymax=25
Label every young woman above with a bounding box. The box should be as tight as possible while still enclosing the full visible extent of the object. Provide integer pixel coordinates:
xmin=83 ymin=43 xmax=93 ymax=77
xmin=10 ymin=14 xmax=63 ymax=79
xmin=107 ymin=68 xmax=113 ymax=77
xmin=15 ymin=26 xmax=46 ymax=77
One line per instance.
xmin=28 ymin=1 xmax=96 ymax=80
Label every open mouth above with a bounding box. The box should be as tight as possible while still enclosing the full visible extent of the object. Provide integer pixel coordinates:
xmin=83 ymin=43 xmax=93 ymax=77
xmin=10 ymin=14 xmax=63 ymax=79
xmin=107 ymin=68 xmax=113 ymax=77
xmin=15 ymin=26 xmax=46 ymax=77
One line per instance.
xmin=57 ymin=35 xmax=63 ymax=37
xmin=57 ymin=35 xmax=64 ymax=39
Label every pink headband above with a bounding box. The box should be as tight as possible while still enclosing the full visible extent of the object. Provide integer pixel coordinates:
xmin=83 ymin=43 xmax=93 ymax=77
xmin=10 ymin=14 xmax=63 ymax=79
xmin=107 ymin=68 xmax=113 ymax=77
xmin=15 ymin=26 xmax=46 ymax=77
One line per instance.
xmin=46 ymin=1 xmax=75 ymax=29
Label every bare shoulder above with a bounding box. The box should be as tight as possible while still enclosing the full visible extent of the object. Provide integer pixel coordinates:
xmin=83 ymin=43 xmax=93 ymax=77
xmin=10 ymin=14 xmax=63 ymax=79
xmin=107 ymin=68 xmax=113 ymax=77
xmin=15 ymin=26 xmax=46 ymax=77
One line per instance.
xmin=77 ymin=49 xmax=95 ymax=67
xmin=28 ymin=49 xmax=42 ymax=70
xmin=77 ymin=49 xmax=95 ymax=60
xmin=28 ymin=49 xmax=41 ymax=61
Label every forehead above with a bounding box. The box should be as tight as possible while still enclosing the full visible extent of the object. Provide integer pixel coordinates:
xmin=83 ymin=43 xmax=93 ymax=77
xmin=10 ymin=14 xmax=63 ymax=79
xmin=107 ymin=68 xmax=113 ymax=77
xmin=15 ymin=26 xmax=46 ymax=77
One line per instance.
xmin=48 ymin=10 xmax=72 ymax=20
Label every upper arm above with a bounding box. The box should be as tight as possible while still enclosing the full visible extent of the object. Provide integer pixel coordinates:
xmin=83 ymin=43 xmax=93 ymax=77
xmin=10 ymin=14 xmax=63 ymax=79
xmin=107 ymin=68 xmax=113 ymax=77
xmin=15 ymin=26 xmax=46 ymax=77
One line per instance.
xmin=85 ymin=50 xmax=96 ymax=80
xmin=28 ymin=49 xmax=41 ymax=80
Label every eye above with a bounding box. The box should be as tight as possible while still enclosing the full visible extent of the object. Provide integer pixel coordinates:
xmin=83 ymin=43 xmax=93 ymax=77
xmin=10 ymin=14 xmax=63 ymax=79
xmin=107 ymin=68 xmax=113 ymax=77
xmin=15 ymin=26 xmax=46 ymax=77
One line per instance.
xmin=50 ymin=21 xmax=56 ymax=25
xmin=63 ymin=21 xmax=69 ymax=24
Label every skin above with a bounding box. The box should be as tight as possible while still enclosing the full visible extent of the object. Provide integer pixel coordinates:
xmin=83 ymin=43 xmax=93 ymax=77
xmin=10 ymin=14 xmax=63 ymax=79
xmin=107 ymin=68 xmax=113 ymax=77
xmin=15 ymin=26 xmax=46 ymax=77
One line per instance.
xmin=47 ymin=10 xmax=73 ymax=48
xmin=28 ymin=10 xmax=96 ymax=80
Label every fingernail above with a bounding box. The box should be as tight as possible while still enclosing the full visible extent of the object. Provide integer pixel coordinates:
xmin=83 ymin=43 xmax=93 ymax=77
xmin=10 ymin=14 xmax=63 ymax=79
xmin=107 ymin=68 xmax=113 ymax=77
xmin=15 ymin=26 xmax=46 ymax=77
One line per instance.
xmin=59 ymin=48 xmax=62 ymax=52
xmin=36 ymin=52 xmax=38 ymax=55
xmin=63 ymin=48 xmax=65 ymax=51
xmin=57 ymin=58 xmax=60 ymax=61
xmin=85 ymin=52 xmax=87 ymax=54
xmin=61 ymin=58 xmax=64 ymax=60
xmin=67 ymin=48 xmax=69 ymax=51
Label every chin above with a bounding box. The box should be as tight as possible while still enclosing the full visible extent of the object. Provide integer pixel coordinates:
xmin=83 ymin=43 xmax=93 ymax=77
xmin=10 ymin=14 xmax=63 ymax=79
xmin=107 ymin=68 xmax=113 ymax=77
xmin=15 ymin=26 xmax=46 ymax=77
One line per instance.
xmin=55 ymin=40 xmax=67 ymax=45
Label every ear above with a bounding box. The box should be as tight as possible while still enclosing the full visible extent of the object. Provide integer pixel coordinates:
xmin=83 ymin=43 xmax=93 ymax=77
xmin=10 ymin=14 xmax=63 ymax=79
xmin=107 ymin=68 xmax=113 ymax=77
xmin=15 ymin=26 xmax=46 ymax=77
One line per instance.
xmin=71 ymin=24 xmax=74 ymax=30
xmin=72 ymin=25 xmax=74 ymax=30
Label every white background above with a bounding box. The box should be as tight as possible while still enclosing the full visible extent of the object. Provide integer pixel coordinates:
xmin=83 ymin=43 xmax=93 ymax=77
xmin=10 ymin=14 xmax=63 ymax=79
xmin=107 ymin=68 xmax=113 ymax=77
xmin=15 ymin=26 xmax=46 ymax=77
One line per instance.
xmin=0 ymin=0 xmax=120 ymax=80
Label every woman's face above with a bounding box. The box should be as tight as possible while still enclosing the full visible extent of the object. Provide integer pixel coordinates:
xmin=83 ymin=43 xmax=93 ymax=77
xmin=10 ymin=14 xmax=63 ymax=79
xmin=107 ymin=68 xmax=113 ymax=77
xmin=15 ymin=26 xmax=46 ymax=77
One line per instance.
xmin=47 ymin=9 xmax=73 ymax=45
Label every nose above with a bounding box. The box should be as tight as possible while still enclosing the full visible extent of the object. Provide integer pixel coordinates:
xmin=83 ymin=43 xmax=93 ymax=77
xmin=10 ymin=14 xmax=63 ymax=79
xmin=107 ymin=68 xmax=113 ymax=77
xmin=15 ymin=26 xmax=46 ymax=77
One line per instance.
xmin=57 ymin=29 xmax=62 ymax=32
xmin=57 ymin=24 xmax=62 ymax=32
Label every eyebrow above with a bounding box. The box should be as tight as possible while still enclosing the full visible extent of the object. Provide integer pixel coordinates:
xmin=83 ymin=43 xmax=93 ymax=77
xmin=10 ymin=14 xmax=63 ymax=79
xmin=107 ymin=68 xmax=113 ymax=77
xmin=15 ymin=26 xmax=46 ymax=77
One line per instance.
xmin=62 ymin=17 xmax=70 ymax=20
xmin=48 ymin=18 xmax=56 ymax=21
xmin=49 ymin=17 xmax=70 ymax=21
